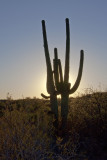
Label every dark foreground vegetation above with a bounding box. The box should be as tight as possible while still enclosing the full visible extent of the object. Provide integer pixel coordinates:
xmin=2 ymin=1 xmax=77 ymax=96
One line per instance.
xmin=0 ymin=91 xmax=107 ymax=160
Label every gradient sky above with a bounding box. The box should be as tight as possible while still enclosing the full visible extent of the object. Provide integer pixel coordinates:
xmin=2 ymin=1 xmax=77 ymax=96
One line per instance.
xmin=0 ymin=0 xmax=107 ymax=99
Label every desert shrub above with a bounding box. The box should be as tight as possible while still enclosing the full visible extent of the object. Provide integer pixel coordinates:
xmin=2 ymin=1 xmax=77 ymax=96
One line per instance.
xmin=0 ymin=100 xmax=55 ymax=160
xmin=69 ymin=91 xmax=107 ymax=134
xmin=0 ymin=91 xmax=107 ymax=159
xmin=68 ymin=90 xmax=107 ymax=159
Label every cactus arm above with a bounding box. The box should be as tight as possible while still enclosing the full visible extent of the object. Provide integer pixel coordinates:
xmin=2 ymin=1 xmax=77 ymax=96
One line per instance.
xmin=69 ymin=50 xmax=84 ymax=94
xmin=53 ymin=48 xmax=59 ymax=87
xmin=58 ymin=59 xmax=63 ymax=82
xmin=42 ymin=20 xmax=52 ymax=70
xmin=64 ymin=18 xmax=70 ymax=83
xmin=41 ymin=93 xmax=50 ymax=99
xmin=42 ymin=20 xmax=55 ymax=94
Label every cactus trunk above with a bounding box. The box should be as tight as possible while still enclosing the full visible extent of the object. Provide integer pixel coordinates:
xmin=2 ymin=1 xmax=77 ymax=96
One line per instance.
xmin=61 ymin=93 xmax=69 ymax=128
xmin=50 ymin=94 xmax=58 ymax=127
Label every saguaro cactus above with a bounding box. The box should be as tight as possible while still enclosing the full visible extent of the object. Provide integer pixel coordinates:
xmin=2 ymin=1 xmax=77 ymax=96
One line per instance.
xmin=41 ymin=18 xmax=84 ymax=127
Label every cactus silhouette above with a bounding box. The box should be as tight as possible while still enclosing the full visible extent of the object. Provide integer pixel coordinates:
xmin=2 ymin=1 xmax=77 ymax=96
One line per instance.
xmin=41 ymin=18 xmax=84 ymax=128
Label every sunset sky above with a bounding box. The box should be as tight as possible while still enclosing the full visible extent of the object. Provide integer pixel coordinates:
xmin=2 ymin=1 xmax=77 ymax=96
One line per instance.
xmin=0 ymin=0 xmax=107 ymax=99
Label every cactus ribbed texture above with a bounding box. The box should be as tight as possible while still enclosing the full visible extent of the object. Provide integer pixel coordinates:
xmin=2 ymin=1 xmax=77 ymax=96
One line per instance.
xmin=41 ymin=18 xmax=84 ymax=128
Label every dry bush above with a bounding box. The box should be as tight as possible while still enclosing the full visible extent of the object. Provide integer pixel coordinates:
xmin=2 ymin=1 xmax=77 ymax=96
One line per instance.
xmin=0 ymin=100 xmax=55 ymax=160
xmin=0 ymin=90 xmax=107 ymax=160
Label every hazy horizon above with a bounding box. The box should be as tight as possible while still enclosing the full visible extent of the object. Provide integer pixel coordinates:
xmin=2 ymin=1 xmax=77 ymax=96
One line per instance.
xmin=0 ymin=0 xmax=107 ymax=99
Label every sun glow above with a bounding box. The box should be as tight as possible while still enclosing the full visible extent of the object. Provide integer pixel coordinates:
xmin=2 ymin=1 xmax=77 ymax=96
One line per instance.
xmin=37 ymin=73 xmax=81 ymax=99
xmin=39 ymin=75 xmax=48 ymax=98
xmin=69 ymin=74 xmax=75 ymax=87
xmin=69 ymin=74 xmax=77 ymax=97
